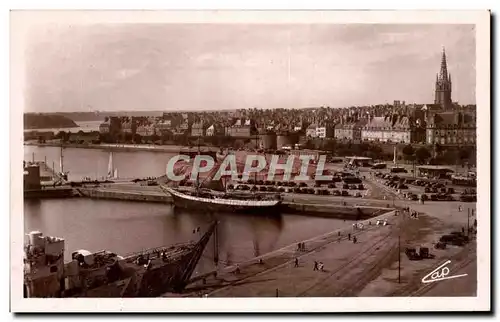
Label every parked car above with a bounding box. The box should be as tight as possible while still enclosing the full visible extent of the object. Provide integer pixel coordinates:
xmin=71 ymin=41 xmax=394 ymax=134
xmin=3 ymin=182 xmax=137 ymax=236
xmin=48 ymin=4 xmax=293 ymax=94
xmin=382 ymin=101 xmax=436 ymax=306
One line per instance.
xmin=341 ymin=190 xmax=349 ymax=196
xmin=409 ymin=194 xmax=418 ymax=201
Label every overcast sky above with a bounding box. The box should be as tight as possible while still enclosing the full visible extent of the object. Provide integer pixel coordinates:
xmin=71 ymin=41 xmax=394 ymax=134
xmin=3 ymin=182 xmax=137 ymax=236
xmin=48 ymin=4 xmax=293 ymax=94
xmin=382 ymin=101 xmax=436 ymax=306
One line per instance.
xmin=24 ymin=24 xmax=476 ymax=113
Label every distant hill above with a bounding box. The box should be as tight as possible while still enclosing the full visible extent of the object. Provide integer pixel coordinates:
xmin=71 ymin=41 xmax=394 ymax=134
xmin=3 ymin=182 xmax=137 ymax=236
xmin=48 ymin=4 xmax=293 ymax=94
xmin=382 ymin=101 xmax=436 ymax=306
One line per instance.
xmin=48 ymin=111 xmax=165 ymax=122
xmin=24 ymin=113 xmax=78 ymax=130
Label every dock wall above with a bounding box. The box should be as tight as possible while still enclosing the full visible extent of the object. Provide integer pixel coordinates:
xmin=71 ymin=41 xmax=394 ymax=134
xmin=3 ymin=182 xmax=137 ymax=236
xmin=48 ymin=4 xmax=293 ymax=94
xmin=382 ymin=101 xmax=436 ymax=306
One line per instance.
xmin=75 ymin=187 xmax=391 ymax=220
xmin=75 ymin=188 xmax=172 ymax=203
xmin=281 ymin=203 xmax=390 ymax=220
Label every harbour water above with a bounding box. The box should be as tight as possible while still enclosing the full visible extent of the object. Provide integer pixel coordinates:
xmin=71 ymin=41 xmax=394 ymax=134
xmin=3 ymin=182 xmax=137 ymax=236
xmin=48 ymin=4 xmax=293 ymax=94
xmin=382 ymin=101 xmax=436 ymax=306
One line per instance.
xmin=24 ymin=145 xmax=351 ymax=274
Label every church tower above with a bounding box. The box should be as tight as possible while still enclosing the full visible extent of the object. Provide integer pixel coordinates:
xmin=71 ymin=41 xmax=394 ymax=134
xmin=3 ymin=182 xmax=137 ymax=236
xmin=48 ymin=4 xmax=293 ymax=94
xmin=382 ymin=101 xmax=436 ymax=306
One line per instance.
xmin=434 ymin=47 xmax=452 ymax=110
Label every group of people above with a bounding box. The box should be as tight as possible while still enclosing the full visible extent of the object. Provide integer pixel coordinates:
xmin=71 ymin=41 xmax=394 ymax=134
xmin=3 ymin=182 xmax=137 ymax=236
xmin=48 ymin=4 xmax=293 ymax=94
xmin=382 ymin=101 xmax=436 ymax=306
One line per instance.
xmin=313 ymin=261 xmax=325 ymax=271
xmin=296 ymin=242 xmax=306 ymax=252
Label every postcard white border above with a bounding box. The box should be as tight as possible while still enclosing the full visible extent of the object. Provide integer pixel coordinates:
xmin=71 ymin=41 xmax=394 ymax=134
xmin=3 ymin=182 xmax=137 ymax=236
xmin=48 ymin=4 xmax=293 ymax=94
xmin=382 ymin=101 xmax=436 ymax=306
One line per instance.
xmin=10 ymin=9 xmax=490 ymax=312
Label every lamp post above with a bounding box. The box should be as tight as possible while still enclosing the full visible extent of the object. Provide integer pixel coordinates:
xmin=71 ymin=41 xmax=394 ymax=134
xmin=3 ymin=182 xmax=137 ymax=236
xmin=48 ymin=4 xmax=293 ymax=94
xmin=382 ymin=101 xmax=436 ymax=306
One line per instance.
xmin=398 ymin=231 xmax=401 ymax=283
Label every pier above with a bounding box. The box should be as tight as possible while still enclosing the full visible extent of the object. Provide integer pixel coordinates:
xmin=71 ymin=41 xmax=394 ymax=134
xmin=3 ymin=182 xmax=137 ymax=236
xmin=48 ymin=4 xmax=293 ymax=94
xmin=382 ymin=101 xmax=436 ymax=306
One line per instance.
xmin=175 ymin=199 xmax=476 ymax=298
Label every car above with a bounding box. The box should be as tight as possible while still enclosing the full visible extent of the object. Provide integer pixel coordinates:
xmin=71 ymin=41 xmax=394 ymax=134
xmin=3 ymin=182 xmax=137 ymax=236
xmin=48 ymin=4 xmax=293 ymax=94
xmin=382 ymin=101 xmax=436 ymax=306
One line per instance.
xmin=341 ymin=190 xmax=349 ymax=196
xmin=430 ymin=194 xmax=438 ymax=201
xmin=420 ymin=194 xmax=429 ymax=201
xmin=460 ymin=195 xmax=476 ymax=202
xmin=432 ymin=187 xmax=438 ymax=193
xmin=439 ymin=233 xmax=469 ymax=246
xmin=355 ymin=192 xmax=362 ymax=198
xmin=332 ymin=190 xmax=341 ymax=196
xmin=447 ymin=187 xmax=455 ymax=194
xmin=299 ymin=182 xmax=308 ymax=188
xmin=440 ymin=188 xmax=447 ymax=193
xmin=343 ymin=183 xmax=349 ymax=189
xmin=358 ymin=184 xmax=364 ymax=190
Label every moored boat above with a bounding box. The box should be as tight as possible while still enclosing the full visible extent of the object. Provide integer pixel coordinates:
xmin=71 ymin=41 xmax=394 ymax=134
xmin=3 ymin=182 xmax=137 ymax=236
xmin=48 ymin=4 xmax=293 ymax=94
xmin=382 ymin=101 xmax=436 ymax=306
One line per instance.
xmin=160 ymin=185 xmax=282 ymax=213
xmin=23 ymin=223 xmax=217 ymax=298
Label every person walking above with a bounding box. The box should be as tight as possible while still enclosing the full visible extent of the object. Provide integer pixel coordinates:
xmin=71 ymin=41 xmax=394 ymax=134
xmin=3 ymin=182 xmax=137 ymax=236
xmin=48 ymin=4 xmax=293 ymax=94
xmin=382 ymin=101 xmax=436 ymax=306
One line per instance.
xmin=313 ymin=261 xmax=318 ymax=271
xmin=294 ymin=258 xmax=299 ymax=268
xmin=348 ymin=233 xmax=351 ymax=241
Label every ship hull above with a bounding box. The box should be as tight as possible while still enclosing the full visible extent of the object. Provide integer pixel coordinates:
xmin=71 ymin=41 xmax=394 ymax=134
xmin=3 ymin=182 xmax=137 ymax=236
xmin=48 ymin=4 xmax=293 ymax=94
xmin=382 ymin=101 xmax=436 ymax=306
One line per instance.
xmin=161 ymin=186 xmax=282 ymax=214
xmin=170 ymin=193 xmax=280 ymax=214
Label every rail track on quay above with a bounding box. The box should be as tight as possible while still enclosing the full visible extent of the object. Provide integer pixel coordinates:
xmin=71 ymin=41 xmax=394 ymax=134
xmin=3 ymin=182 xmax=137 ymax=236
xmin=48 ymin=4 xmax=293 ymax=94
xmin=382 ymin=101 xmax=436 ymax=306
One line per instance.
xmin=195 ymin=221 xmax=396 ymax=297
xmin=295 ymin=231 xmax=396 ymax=297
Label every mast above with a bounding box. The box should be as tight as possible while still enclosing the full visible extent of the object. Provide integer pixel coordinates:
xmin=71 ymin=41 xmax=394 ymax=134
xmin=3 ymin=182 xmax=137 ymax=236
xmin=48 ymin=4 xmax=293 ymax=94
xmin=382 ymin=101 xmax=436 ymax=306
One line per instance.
xmin=195 ymin=136 xmax=201 ymax=194
xmin=107 ymin=152 xmax=113 ymax=179
xmin=213 ymin=221 xmax=219 ymax=266
xmin=59 ymin=145 xmax=64 ymax=173
xmin=254 ymin=130 xmax=258 ymax=182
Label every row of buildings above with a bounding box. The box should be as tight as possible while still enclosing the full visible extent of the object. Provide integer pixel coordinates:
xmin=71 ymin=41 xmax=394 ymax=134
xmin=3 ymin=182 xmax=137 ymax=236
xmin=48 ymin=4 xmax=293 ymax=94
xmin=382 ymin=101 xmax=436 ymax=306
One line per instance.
xmin=97 ymin=48 xmax=476 ymax=147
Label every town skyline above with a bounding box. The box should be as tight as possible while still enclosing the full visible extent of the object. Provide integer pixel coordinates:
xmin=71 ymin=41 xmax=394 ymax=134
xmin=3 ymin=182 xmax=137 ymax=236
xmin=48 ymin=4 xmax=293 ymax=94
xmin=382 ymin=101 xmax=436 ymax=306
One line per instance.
xmin=25 ymin=24 xmax=476 ymax=113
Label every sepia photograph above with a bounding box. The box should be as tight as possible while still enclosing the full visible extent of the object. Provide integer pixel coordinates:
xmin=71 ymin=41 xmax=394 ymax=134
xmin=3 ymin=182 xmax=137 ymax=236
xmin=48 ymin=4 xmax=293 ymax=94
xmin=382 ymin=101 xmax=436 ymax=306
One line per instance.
xmin=10 ymin=10 xmax=490 ymax=312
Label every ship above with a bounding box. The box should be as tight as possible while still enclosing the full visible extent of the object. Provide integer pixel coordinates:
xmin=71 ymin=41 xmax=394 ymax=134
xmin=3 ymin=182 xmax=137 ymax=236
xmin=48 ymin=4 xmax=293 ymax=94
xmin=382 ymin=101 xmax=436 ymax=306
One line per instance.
xmin=161 ymin=185 xmax=282 ymax=213
xmin=160 ymin=147 xmax=282 ymax=213
xmin=23 ymin=222 xmax=217 ymax=298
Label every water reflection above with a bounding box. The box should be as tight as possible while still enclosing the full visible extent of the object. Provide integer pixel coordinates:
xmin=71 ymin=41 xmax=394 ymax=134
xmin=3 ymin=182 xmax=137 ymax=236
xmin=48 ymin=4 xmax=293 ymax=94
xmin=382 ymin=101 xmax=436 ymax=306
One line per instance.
xmin=172 ymin=207 xmax=284 ymax=265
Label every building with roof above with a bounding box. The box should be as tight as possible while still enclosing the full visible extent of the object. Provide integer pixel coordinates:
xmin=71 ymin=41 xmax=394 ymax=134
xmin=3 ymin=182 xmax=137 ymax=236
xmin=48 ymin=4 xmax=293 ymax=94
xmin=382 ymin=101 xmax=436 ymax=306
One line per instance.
xmin=334 ymin=120 xmax=366 ymax=141
xmin=225 ymin=119 xmax=256 ymax=137
xmin=98 ymin=122 xmax=110 ymax=134
xmin=417 ymin=165 xmax=454 ymax=179
xmin=315 ymin=125 xmax=334 ymax=139
xmin=136 ymin=124 xmax=156 ymax=137
xmin=361 ymin=115 xmax=416 ymax=144
xmin=306 ymin=124 xmax=317 ymax=138
xmin=191 ymin=121 xmax=205 ymax=137
xmin=426 ymin=111 xmax=476 ymax=145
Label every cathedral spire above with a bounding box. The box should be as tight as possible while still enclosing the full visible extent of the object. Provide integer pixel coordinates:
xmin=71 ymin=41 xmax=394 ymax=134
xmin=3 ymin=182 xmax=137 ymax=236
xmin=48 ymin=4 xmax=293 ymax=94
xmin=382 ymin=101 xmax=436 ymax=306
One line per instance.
xmin=439 ymin=47 xmax=448 ymax=81
xmin=434 ymin=47 xmax=452 ymax=109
